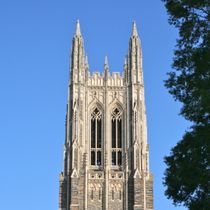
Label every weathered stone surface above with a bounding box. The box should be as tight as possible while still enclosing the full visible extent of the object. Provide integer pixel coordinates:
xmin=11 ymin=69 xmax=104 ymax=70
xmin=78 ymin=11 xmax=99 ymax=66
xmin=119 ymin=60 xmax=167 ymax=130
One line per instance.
xmin=58 ymin=21 xmax=154 ymax=210
xmin=59 ymin=173 xmax=67 ymax=209
xmin=146 ymin=174 xmax=154 ymax=210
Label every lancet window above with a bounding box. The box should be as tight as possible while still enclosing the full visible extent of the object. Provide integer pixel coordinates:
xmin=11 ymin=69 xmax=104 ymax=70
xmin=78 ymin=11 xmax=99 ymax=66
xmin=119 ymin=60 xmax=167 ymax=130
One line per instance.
xmin=91 ymin=107 xmax=102 ymax=166
xmin=119 ymin=190 xmax=122 ymax=200
xmin=91 ymin=189 xmax=94 ymax=200
xmin=111 ymin=107 xmax=122 ymax=166
xmin=112 ymin=189 xmax=115 ymax=200
xmin=99 ymin=188 xmax=102 ymax=201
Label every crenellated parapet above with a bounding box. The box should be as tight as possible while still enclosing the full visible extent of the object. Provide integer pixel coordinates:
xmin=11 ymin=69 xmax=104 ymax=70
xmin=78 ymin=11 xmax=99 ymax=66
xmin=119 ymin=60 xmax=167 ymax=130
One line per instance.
xmin=108 ymin=72 xmax=124 ymax=87
xmin=88 ymin=72 xmax=104 ymax=86
xmin=88 ymin=72 xmax=124 ymax=87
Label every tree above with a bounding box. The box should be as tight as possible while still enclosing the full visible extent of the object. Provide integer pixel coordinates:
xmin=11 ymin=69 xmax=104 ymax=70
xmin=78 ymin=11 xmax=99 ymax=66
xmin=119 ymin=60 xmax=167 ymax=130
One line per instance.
xmin=162 ymin=0 xmax=210 ymax=209
xmin=164 ymin=125 xmax=210 ymax=209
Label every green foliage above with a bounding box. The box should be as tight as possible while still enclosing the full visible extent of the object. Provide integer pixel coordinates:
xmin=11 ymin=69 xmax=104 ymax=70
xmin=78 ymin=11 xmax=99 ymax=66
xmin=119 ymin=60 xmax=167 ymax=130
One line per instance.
xmin=164 ymin=125 xmax=210 ymax=209
xmin=162 ymin=0 xmax=210 ymax=209
xmin=164 ymin=0 xmax=210 ymax=124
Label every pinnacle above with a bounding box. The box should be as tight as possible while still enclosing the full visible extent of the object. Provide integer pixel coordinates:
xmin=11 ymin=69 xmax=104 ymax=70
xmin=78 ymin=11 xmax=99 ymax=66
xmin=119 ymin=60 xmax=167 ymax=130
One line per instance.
xmin=85 ymin=55 xmax=88 ymax=64
xmin=104 ymin=56 xmax=109 ymax=75
xmin=132 ymin=21 xmax=138 ymax=37
xmin=124 ymin=56 xmax=127 ymax=65
xmin=104 ymin=56 xmax=109 ymax=66
xmin=85 ymin=55 xmax=89 ymax=68
xmin=75 ymin=20 xmax=81 ymax=36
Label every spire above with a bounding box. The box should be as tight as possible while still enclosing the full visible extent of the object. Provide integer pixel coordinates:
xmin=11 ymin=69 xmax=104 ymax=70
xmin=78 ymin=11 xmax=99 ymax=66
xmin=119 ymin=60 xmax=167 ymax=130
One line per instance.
xmin=104 ymin=56 xmax=109 ymax=81
xmin=84 ymin=55 xmax=89 ymax=81
xmin=132 ymin=21 xmax=138 ymax=37
xmin=124 ymin=56 xmax=127 ymax=66
xmin=75 ymin=20 xmax=81 ymax=36
xmin=104 ymin=56 xmax=109 ymax=68
xmin=127 ymin=21 xmax=142 ymax=84
xmin=104 ymin=55 xmax=109 ymax=71
xmin=123 ymin=56 xmax=128 ymax=84
xmin=71 ymin=20 xmax=85 ymax=83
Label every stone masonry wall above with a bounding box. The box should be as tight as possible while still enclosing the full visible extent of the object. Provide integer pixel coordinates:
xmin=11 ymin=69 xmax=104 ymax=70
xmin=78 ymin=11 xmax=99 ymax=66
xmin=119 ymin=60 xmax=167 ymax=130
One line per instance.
xmin=146 ymin=174 xmax=153 ymax=210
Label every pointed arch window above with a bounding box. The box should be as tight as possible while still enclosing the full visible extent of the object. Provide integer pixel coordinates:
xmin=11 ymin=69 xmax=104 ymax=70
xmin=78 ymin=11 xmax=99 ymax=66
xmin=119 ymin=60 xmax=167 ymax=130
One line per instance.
xmin=111 ymin=107 xmax=122 ymax=166
xmin=91 ymin=107 xmax=102 ymax=166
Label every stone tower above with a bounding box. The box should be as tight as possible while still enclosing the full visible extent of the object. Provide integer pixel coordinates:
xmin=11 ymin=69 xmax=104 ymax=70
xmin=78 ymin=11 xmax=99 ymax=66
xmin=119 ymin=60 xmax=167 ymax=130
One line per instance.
xmin=59 ymin=21 xmax=153 ymax=210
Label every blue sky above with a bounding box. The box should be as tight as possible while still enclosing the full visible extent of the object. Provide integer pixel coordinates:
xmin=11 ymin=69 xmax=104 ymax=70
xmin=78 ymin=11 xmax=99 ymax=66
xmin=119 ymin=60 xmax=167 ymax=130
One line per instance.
xmin=0 ymin=0 xmax=189 ymax=209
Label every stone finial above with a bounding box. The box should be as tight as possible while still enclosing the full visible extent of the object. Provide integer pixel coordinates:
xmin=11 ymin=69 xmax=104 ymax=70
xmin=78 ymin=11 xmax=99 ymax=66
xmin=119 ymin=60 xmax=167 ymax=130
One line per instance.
xmin=132 ymin=21 xmax=138 ymax=37
xmin=104 ymin=56 xmax=109 ymax=81
xmin=124 ymin=56 xmax=127 ymax=66
xmin=75 ymin=20 xmax=81 ymax=36
xmin=104 ymin=56 xmax=109 ymax=72
xmin=104 ymin=56 xmax=109 ymax=67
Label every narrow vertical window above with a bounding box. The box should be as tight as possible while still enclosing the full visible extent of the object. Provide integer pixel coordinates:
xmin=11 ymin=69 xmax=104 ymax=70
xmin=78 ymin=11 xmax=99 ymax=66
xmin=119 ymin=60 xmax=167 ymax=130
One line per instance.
xmin=91 ymin=119 xmax=95 ymax=148
xmin=112 ymin=189 xmax=115 ymax=200
xmin=118 ymin=119 xmax=122 ymax=148
xmin=91 ymin=107 xmax=102 ymax=166
xmin=97 ymin=151 xmax=101 ymax=166
xmin=91 ymin=151 xmax=95 ymax=165
xmin=112 ymin=120 xmax=116 ymax=148
xmin=112 ymin=151 xmax=116 ymax=165
xmin=118 ymin=151 xmax=122 ymax=166
xmin=111 ymin=107 xmax=122 ymax=167
xmin=97 ymin=119 xmax=101 ymax=148
xmin=99 ymin=188 xmax=101 ymax=201
xmin=91 ymin=189 xmax=94 ymax=200
xmin=119 ymin=190 xmax=122 ymax=200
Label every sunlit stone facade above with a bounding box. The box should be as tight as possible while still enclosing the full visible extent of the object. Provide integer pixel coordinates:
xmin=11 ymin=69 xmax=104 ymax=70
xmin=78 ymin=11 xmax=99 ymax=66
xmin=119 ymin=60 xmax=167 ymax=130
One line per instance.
xmin=59 ymin=21 xmax=153 ymax=210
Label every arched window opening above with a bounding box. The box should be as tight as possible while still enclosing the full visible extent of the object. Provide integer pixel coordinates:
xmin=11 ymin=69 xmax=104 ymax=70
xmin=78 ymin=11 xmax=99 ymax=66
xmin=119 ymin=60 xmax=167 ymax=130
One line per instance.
xmin=111 ymin=107 xmax=122 ymax=166
xmin=91 ymin=107 xmax=102 ymax=166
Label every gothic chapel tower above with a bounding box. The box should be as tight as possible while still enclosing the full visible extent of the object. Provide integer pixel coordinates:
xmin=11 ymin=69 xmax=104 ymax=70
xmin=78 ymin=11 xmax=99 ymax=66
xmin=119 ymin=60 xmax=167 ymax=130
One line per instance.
xmin=59 ymin=21 xmax=153 ymax=210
